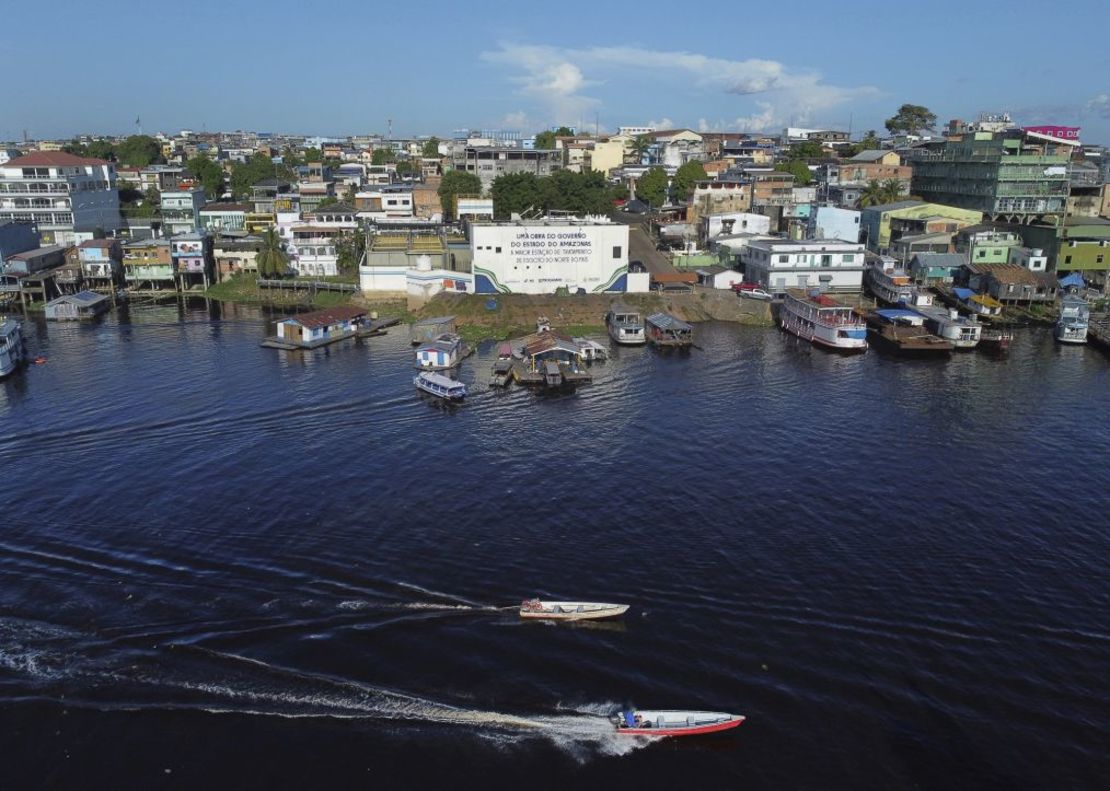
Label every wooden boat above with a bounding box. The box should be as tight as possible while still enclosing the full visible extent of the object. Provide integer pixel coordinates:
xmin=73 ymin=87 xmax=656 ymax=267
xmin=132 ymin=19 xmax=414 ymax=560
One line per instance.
xmin=865 ymin=309 xmax=953 ymax=357
xmin=519 ymin=599 xmax=629 ymax=621
xmin=779 ymin=289 xmax=868 ymax=352
xmin=645 ymin=312 xmax=694 ymax=347
xmin=488 ymin=358 xmax=514 ymax=387
xmin=414 ymin=371 xmax=467 ymax=401
xmin=979 ymin=326 xmax=1013 ymax=353
xmin=612 ymin=709 xmax=745 ymax=737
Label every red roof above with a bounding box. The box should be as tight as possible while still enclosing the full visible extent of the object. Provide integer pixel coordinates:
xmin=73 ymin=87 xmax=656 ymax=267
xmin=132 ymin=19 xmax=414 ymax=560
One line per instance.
xmin=4 ymin=151 xmax=109 ymax=168
xmin=285 ymin=305 xmax=366 ymax=329
xmin=78 ymin=239 xmax=118 ymax=249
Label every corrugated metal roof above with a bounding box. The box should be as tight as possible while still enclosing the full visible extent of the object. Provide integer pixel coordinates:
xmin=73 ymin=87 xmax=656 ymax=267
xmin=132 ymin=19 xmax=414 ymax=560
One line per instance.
xmin=646 ymin=312 xmax=693 ymax=332
xmin=283 ymin=305 xmax=366 ymax=329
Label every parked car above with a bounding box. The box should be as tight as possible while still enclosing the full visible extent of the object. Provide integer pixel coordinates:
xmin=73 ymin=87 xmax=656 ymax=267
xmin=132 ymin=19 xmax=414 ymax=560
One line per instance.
xmin=739 ymin=288 xmax=772 ymax=301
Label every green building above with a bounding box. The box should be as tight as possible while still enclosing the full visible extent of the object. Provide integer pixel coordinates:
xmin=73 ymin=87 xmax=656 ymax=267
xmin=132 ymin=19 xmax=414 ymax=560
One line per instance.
xmin=910 ymin=129 xmax=1073 ymax=224
xmin=859 ymin=200 xmax=982 ymax=253
xmin=1020 ymin=217 xmax=1110 ymax=285
xmin=954 ymin=225 xmax=1023 ymax=264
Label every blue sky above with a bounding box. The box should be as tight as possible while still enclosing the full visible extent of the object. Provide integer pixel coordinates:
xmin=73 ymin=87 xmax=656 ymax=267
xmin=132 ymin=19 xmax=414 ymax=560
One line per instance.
xmin=7 ymin=0 xmax=1110 ymax=144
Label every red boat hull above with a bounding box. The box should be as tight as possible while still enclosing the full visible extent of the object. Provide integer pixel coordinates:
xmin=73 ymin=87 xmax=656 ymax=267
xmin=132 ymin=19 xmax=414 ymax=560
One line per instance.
xmin=617 ymin=716 xmax=745 ymax=737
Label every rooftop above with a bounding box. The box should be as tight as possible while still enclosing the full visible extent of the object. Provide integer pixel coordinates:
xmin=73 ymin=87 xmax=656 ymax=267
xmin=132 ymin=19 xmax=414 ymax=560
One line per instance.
xmin=3 ymin=151 xmax=109 ymax=168
xmin=281 ymin=305 xmax=366 ymax=329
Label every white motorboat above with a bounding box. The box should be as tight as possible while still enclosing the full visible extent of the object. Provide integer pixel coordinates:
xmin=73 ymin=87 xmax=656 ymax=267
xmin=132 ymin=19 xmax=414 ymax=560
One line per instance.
xmin=519 ymin=599 xmax=629 ymax=621
xmin=612 ymin=709 xmax=746 ymax=737
xmin=605 ymin=304 xmax=646 ymax=345
xmin=1054 ymin=294 xmax=1089 ymax=345
xmin=414 ymin=371 xmax=467 ymax=401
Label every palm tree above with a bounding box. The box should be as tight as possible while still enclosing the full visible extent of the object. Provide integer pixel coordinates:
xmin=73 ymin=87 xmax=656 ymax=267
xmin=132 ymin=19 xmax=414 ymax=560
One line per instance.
xmin=256 ymin=228 xmax=289 ymax=279
xmin=856 ymin=180 xmax=886 ymax=208
xmin=880 ymin=178 xmax=906 ymax=204
xmin=629 ymin=134 xmax=652 ymax=164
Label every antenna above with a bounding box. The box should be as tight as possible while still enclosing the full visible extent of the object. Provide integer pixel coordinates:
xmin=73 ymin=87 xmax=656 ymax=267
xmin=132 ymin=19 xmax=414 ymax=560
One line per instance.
xmin=135 ymin=115 xmax=142 ymax=136
xmin=388 ymin=118 xmax=393 ymax=140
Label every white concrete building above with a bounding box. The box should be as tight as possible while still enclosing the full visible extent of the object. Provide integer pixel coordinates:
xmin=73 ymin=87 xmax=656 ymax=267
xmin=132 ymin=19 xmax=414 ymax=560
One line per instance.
xmin=0 ymin=151 xmax=122 ymax=245
xmin=161 ymin=189 xmax=206 ymax=235
xmin=1008 ymin=246 xmax=1048 ymax=272
xmin=470 ymin=217 xmax=636 ymax=294
xmin=702 ymin=212 xmax=771 ymax=241
xmin=355 ymin=186 xmax=413 ymax=221
xmin=741 ymin=238 xmax=866 ymax=294
xmin=808 ymin=206 xmax=861 ymax=243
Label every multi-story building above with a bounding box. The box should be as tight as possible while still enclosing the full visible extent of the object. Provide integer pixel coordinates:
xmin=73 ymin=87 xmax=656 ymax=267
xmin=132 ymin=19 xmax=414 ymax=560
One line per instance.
xmin=160 ymin=189 xmax=206 ymax=235
xmin=122 ymin=239 xmax=174 ymax=290
xmin=820 ymin=150 xmax=913 ymax=194
xmin=860 ymin=200 xmax=983 ymax=254
xmin=199 ymin=202 xmax=249 ymax=231
xmin=355 ymin=187 xmax=414 ymax=221
xmin=741 ymin=238 xmax=866 ymax=294
xmin=453 ymin=147 xmax=562 ymax=190
xmin=688 ymin=181 xmax=751 ymax=227
xmin=808 ymin=207 xmax=861 ymax=243
xmin=0 ymin=151 xmax=122 ymax=245
xmin=1018 ymin=217 xmax=1110 ymax=287
xmin=748 ymin=170 xmax=795 ymax=208
xmin=289 ymin=224 xmax=342 ymax=277
xmin=77 ymin=239 xmax=123 ymax=287
xmin=213 ymin=236 xmax=263 ymax=281
xmin=170 ymin=231 xmax=215 ymax=288
xmin=954 ymin=225 xmax=1023 ymax=264
xmin=909 ymin=129 xmax=1074 ymax=223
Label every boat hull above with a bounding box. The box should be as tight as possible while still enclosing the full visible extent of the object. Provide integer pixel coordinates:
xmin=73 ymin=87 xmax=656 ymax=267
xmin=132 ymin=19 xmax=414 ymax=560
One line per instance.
xmin=519 ymin=601 xmax=629 ymax=620
xmin=607 ymin=326 xmax=645 ymax=345
xmin=615 ymin=711 xmax=745 ymax=737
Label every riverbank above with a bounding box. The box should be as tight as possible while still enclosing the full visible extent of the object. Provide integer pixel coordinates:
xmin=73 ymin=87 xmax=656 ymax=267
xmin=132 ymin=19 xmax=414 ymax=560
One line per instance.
xmin=205 ymin=274 xmax=362 ymax=310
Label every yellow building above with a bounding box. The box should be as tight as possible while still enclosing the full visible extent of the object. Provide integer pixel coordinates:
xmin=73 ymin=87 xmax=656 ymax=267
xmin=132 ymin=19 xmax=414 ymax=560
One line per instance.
xmin=586 ymin=139 xmax=625 ymax=175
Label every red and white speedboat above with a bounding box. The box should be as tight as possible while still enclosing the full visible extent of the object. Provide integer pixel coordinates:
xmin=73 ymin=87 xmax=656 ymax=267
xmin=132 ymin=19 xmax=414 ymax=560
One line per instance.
xmin=612 ymin=709 xmax=745 ymax=737
xmin=519 ymin=599 xmax=629 ymax=621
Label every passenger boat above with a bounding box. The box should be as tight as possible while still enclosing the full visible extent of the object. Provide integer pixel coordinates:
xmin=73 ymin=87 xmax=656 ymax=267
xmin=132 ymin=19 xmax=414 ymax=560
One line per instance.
xmin=779 ymin=289 xmax=868 ymax=352
xmin=0 ymin=317 xmax=26 ymax=379
xmin=865 ymin=261 xmax=934 ymax=307
xmin=413 ymin=371 xmax=467 ymax=401
xmin=519 ymin=599 xmax=629 ymax=621
xmin=612 ymin=709 xmax=745 ymax=737
xmin=865 ymin=309 xmax=953 ymax=357
xmin=1054 ymin=294 xmax=1089 ymax=345
xmin=644 ymin=312 xmax=694 ymax=347
xmin=605 ymin=304 xmax=646 ymax=345
xmin=488 ymin=358 xmax=514 ymax=387
xmin=911 ymin=305 xmax=982 ymax=349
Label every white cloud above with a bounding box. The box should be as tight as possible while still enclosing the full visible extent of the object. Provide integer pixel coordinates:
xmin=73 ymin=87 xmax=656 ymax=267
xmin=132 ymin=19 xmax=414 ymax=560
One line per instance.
xmin=1086 ymin=94 xmax=1110 ymax=117
xmin=482 ymin=43 xmax=876 ymax=131
xmin=648 ymin=117 xmax=675 ymax=130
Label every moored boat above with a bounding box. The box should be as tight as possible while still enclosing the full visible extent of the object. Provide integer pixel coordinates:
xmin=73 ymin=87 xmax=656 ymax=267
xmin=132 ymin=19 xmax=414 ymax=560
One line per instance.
xmin=519 ymin=599 xmax=629 ymax=620
xmin=0 ymin=317 xmax=26 ymax=379
xmin=612 ymin=709 xmax=745 ymax=737
xmin=414 ymin=370 xmax=467 ymax=401
xmin=574 ymin=337 xmax=608 ymax=361
xmin=779 ymin=289 xmax=868 ymax=352
xmin=1054 ymin=294 xmax=1089 ymax=345
xmin=605 ymin=304 xmax=646 ymax=345
xmin=866 ymin=260 xmax=933 ymax=307
xmin=979 ymin=326 xmax=1013 ymax=353
xmin=911 ymin=304 xmax=982 ymax=349
xmin=644 ymin=312 xmax=693 ymax=347
xmin=865 ymin=309 xmax=953 ymax=357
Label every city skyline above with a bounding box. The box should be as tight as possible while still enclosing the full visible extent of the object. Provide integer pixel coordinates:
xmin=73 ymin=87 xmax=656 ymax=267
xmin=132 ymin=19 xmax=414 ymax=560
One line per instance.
xmin=6 ymin=0 xmax=1110 ymax=144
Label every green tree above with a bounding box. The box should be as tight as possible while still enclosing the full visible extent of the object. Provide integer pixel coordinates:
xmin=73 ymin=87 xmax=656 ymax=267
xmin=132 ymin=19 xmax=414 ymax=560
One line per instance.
xmin=438 ymin=170 xmax=483 ymax=220
xmin=884 ymin=104 xmax=937 ymax=136
xmin=371 ymin=148 xmax=396 ymax=165
xmin=421 ymin=137 xmax=440 ymax=157
xmin=115 ymin=135 xmax=163 ymax=167
xmin=553 ymin=126 xmax=574 ymax=137
xmin=256 ymin=228 xmax=289 ymax=278
xmin=775 ymin=160 xmax=812 ymax=186
xmin=635 ymin=166 xmax=669 ymax=208
xmin=117 ymin=179 xmax=143 ymax=205
xmin=187 ymin=154 xmax=226 ymax=200
xmin=282 ymin=147 xmax=304 ymax=167
xmin=230 ymin=155 xmax=282 ymax=199
xmin=856 ymin=180 xmax=886 ymax=208
xmin=534 ymin=130 xmax=556 ymax=150
xmin=491 ymin=170 xmax=619 ymax=219
xmin=395 ymin=160 xmax=419 ymax=178
xmin=630 ymin=134 xmax=652 ymax=163
xmin=880 ymin=178 xmax=905 ymax=203
xmin=491 ymin=172 xmax=542 ymax=219
xmin=300 ymin=147 xmax=321 ymax=164
xmin=789 ymin=140 xmax=826 ymax=160
xmin=336 ymin=230 xmax=367 ymax=274
xmin=671 ymin=161 xmax=707 ymax=202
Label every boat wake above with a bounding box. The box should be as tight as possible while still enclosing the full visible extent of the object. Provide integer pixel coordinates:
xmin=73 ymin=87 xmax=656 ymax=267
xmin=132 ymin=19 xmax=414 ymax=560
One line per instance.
xmin=0 ymin=617 xmax=651 ymax=761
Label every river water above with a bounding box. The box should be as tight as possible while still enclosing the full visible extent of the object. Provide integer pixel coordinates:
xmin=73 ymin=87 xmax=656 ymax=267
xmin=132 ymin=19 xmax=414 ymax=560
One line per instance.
xmin=1 ymin=300 xmax=1107 ymax=789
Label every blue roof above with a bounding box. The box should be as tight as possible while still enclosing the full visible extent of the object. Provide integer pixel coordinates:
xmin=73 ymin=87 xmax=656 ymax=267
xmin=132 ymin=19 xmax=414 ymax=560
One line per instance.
xmin=953 ymin=287 xmax=976 ymax=300
xmin=1058 ymin=272 xmax=1085 ymax=288
xmin=875 ymin=308 xmax=919 ymax=320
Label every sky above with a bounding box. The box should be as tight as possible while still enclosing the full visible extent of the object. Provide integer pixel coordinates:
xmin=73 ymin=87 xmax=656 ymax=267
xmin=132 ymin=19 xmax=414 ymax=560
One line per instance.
xmin=7 ymin=0 xmax=1110 ymax=144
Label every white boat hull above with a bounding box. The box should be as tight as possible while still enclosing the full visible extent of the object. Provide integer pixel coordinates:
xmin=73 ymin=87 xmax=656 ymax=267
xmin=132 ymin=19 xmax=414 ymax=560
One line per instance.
xmin=519 ymin=600 xmax=629 ymax=620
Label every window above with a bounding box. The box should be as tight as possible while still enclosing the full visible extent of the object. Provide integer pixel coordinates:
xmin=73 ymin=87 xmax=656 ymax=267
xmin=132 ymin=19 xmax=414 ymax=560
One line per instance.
xmin=778 ymin=254 xmax=789 ymax=263
xmin=1098 ymin=255 xmax=1104 ymax=264
xmin=613 ymin=246 xmax=622 ymax=258
xmin=842 ymin=254 xmax=854 ymax=263
xmin=821 ymin=255 xmax=832 ymax=267
xmin=495 ymin=247 xmax=502 ymax=253
xmin=1065 ymin=255 xmax=1072 ymax=265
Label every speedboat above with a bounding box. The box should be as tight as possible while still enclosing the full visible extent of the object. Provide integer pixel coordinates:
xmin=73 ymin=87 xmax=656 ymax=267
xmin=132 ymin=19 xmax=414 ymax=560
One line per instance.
xmin=519 ymin=599 xmax=629 ymax=621
xmin=612 ymin=709 xmax=745 ymax=737
xmin=414 ymin=371 xmax=467 ymax=401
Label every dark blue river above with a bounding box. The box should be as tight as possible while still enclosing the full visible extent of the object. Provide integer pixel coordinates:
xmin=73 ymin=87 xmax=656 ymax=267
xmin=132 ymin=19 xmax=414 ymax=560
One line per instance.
xmin=1 ymin=300 xmax=1107 ymax=789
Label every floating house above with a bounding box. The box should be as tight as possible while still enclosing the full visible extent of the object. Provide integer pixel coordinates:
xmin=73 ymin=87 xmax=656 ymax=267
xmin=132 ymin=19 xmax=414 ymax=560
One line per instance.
xmin=410 ymin=315 xmax=457 ymax=345
xmin=953 ymin=287 xmax=1003 ymax=318
xmin=271 ymin=305 xmax=367 ymax=348
xmin=415 ymin=333 xmax=467 ymax=369
xmin=645 ymin=312 xmax=694 ymax=347
xmin=44 ymin=290 xmax=110 ymax=321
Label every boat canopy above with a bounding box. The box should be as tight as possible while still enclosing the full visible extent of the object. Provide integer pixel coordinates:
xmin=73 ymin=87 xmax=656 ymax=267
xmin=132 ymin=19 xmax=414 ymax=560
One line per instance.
xmin=953 ymin=287 xmax=976 ymax=300
xmin=875 ymin=308 xmax=923 ymax=322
